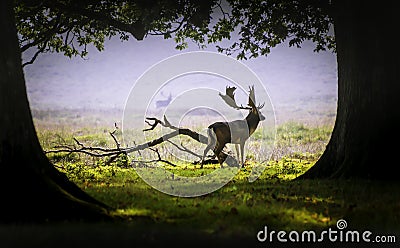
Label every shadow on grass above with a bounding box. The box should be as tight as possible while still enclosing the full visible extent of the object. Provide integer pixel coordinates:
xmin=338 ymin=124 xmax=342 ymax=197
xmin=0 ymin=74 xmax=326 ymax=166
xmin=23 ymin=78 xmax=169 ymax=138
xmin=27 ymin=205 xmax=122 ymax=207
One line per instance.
xmin=85 ymin=178 xmax=400 ymax=245
xmin=1 ymin=179 xmax=399 ymax=248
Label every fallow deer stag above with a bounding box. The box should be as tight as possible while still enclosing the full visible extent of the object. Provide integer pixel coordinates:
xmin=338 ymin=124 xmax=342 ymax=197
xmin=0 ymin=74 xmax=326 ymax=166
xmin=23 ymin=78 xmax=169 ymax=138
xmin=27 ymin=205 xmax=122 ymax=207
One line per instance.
xmin=201 ymin=85 xmax=265 ymax=168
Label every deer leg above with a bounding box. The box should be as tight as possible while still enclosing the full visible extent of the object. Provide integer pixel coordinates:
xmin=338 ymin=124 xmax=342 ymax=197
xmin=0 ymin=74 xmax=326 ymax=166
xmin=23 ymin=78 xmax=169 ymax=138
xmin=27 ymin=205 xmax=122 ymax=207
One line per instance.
xmin=201 ymin=129 xmax=216 ymax=168
xmin=201 ymin=142 xmax=214 ymax=168
xmin=240 ymin=142 xmax=245 ymax=167
xmin=213 ymin=143 xmax=226 ymax=168
xmin=234 ymin=144 xmax=240 ymax=164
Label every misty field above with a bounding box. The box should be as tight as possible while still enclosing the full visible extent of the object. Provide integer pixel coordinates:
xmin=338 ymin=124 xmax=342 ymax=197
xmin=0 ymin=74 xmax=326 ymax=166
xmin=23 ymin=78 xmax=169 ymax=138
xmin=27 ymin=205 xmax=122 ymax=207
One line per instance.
xmin=10 ymin=109 xmax=396 ymax=247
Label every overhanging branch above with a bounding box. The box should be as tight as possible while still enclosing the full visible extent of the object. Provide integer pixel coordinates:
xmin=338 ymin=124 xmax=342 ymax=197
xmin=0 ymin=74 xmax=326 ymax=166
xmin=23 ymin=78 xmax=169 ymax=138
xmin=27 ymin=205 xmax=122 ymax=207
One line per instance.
xmin=45 ymin=1 xmax=146 ymax=40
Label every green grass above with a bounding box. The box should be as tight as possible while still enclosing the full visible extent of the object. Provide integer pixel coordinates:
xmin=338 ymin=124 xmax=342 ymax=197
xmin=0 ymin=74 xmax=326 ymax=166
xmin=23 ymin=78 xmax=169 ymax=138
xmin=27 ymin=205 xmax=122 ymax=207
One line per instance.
xmin=54 ymin=162 xmax=400 ymax=236
xmin=30 ymin=117 xmax=400 ymax=244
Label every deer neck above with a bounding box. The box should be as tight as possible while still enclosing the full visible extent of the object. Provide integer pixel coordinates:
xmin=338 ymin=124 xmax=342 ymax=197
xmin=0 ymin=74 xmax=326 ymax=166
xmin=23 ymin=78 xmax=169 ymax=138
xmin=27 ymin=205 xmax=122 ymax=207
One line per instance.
xmin=245 ymin=112 xmax=259 ymax=135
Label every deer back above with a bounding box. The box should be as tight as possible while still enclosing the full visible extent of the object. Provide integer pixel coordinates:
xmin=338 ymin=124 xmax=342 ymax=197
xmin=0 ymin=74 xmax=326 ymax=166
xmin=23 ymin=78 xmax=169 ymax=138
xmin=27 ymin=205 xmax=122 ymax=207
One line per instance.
xmin=209 ymin=120 xmax=251 ymax=144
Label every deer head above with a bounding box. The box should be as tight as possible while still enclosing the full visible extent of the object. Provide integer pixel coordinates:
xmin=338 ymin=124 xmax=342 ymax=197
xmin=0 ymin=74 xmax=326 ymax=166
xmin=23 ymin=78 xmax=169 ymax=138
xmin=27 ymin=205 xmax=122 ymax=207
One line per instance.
xmin=219 ymin=85 xmax=265 ymax=121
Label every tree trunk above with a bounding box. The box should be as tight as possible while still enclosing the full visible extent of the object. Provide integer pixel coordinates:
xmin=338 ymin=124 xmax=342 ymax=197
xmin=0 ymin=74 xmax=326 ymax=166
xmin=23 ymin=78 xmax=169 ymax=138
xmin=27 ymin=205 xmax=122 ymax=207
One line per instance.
xmin=300 ymin=1 xmax=400 ymax=179
xmin=0 ymin=0 xmax=110 ymax=222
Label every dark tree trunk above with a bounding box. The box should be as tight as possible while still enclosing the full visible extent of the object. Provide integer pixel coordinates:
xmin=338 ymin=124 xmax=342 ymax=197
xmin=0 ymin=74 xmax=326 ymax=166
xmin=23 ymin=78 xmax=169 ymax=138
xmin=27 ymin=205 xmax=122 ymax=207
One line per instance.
xmin=300 ymin=1 xmax=400 ymax=179
xmin=0 ymin=0 xmax=110 ymax=222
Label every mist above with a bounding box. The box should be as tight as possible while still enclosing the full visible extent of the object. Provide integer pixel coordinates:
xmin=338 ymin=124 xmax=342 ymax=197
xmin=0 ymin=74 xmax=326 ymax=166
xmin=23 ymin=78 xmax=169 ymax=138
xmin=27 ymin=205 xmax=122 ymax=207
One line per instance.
xmin=23 ymin=35 xmax=337 ymax=125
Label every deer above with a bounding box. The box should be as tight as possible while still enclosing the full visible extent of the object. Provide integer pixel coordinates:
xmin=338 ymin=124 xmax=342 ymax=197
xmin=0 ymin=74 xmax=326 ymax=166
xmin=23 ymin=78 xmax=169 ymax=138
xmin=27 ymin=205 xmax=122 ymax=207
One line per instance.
xmin=155 ymin=93 xmax=172 ymax=109
xmin=201 ymin=85 xmax=265 ymax=168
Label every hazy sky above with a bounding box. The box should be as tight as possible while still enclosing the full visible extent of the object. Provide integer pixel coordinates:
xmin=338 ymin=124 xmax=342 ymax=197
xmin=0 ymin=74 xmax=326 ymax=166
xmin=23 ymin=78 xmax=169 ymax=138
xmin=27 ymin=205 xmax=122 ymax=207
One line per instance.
xmin=23 ymin=35 xmax=337 ymax=124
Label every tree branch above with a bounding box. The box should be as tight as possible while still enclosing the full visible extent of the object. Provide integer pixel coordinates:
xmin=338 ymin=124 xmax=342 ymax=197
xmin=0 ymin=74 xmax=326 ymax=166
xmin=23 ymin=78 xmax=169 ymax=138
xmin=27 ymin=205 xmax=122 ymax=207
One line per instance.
xmin=45 ymin=2 xmax=146 ymax=40
xmin=46 ymin=116 xmax=238 ymax=167
xmin=149 ymin=148 xmax=177 ymax=167
xmin=22 ymin=45 xmax=46 ymax=67
xmin=109 ymin=130 xmax=120 ymax=149
xmin=20 ymin=13 xmax=63 ymax=52
xmin=167 ymin=140 xmax=202 ymax=159
xmin=148 ymin=18 xmax=186 ymax=36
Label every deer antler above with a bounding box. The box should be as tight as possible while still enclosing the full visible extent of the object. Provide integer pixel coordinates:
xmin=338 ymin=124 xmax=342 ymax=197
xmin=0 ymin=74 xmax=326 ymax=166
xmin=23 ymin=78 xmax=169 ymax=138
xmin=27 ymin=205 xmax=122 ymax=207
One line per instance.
xmin=247 ymin=85 xmax=265 ymax=110
xmin=248 ymin=85 xmax=256 ymax=108
xmin=219 ymin=86 xmax=252 ymax=110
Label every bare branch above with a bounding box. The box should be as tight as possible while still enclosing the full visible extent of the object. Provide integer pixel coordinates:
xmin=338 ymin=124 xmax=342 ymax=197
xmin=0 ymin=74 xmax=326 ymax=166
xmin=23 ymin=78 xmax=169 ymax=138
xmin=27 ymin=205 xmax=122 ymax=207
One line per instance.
xmin=149 ymin=148 xmax=177 ymax=167
xmin=73 ymin=137 xmax=84 ymax=147
xmin=45 ymin=116 xmax=238 ymax=167
xmin=167 ymin=140 xmax=202 ymax=159
xmin=143 ymin=116 xmax=179 ymax=131
xmin=143 ymin=117 xmax=163 ymax=131
xmin=109 ymin=130 xmax=120 ymax=149
xmin=133 ymin=141 xmax=141 ymax=156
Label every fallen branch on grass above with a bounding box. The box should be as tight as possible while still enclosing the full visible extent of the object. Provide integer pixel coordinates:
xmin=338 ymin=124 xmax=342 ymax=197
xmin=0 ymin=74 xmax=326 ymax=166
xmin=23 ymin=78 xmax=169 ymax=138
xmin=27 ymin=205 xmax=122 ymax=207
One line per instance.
xmin=45 ymin=116 xmax=237 ymax=167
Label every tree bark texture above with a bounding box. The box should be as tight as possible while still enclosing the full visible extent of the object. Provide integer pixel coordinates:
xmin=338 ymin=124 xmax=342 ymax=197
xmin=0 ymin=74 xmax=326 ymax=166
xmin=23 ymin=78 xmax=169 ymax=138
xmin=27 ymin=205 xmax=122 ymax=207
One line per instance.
xmin=301 ymin=1 xmax=400 ymax=179
xmin=0 ymin=0 xmax=110 ymax=222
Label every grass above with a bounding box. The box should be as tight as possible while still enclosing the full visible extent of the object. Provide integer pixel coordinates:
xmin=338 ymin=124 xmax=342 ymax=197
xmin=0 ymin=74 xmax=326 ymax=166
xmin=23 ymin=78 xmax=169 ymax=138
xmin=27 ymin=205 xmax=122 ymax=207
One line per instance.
xmin=13 ymin=114 xmax=398 ymax=247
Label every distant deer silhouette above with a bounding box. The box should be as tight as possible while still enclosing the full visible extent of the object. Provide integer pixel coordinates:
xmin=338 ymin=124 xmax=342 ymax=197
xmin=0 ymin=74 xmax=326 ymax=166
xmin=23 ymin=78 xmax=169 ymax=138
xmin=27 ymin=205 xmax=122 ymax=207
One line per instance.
xmin=201 ymin=86 xmax=265 ymax=168
xmin=155 ymin=93 xmax=172 ymax=109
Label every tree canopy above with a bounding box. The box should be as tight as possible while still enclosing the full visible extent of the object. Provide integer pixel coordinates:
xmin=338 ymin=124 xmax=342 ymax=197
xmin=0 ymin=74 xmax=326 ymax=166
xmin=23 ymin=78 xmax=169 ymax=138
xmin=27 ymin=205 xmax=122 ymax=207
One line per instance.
xmin=16 ymin=0 xmax=335 ymax=66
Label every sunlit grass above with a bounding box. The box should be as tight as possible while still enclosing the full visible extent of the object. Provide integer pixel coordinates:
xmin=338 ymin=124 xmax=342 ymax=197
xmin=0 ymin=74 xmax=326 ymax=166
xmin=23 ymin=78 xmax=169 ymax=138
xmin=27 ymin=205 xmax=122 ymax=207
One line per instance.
xmin=59 ymin=163 xmax=400 ymax=235
xmin=79 ymin=169 xmax=337 ymax=235
xmin=33 ymin=116 xmax=400 ymax=238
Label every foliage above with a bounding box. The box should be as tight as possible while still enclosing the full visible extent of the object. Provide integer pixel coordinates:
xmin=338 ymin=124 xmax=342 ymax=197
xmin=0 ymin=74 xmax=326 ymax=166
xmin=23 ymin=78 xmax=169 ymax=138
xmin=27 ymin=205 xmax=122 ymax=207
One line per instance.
xmin=16 ymin=0 xmax=335 ymax=65
xmin=176 ymin=0 xmax=335 ymax=59
xmin=16 ymin=0 xmax=215 ymax=65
